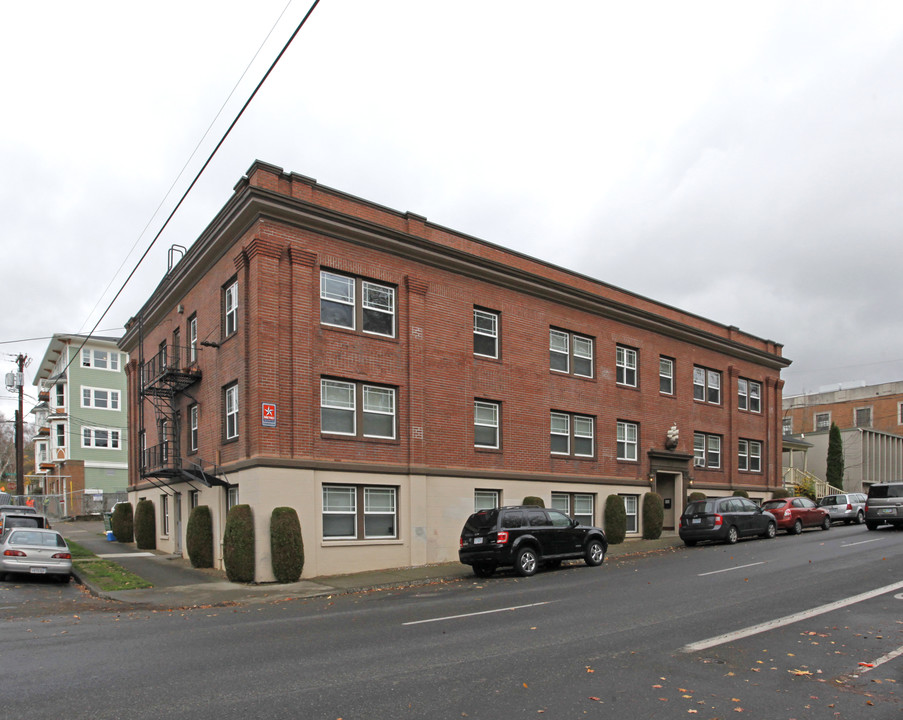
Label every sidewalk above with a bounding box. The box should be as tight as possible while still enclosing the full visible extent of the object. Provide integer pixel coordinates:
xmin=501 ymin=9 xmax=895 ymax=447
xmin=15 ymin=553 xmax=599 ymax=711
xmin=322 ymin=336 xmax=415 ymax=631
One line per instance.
xmin=58 ymin=520 xmax=684 ymax=609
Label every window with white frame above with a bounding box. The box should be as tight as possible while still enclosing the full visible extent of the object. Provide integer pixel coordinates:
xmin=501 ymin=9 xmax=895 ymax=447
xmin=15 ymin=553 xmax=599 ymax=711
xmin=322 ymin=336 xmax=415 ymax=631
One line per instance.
xmin=616 ymin=346 xmax=638 ymax=387
xmin=161 ymin=494 xmax=170 ymax=535
xmin=855 ymin=407 xmax=872 ymax=428
xmin=55 ymin=424 xmax=66 ymax=448
xmin=189 ymin=404 xmax=199 ymax=452
xmin=54 ymin=384 xmax=65 ymax=409
xmin=36 ymin=442 xmax=48 ymax=465
xmin=82 ymin=427 xmax=121 ymax=449
xmin=899 ymin=402 xmax=903 ymax=425
xmin=81 ymin=348 xmax=119 ymax=371
xmin=550 ymin=411 xmax=594 ymax=457
xmin=622 ymin=494 xmax=638 ymax=533
xmin=617 ymin=421 xmax=638 ymax=461
xmin=474 ymin=400 xmax=500 ymax=448
xmin=814 ymin=412 xmax=831 ymax=431
xmin=188 ymin=314 xmax=198 ymax=363
xmin=224 ymin=383 xmax=239 ymax=440
xmin=783 ymin=416 xmax=793 ymax=435
xmin=474 ymin=489 xmax=500 ymax=511
xmin=81 ymin=386 xmax=120 ymax=410
xmin=227 ymin=485 xmax=239 ymax=510
xmin=549 ymin=329 xmax=593 ymax=377
xmin=189 ymin=490 xmax=199 ymax=510
xmin=319 ymin=270 xmax=396 ymax=337
xmin=320 ymin=379 xmax=397 ymax=439
xmin=694 ymin=432 xmax=721 ymax=468
xmin=322 ymin=484 xmax=397 ymax=540
xmin=738 ymin=439 xmax=762 ymax=472
xmin=693 ymin=366 xmax=721 ymax=404
xmin=738 ymin=378 xmax=762 ymax=413
xmin=659 ymin=357 xmax=674 ymax=395
xmin=551 ymin=492 xmax=595 ymax=526
xmin=224 ymin=279 xmax=238 ymax=337
xmin=473 ymin=308 xmax=499 ymax=358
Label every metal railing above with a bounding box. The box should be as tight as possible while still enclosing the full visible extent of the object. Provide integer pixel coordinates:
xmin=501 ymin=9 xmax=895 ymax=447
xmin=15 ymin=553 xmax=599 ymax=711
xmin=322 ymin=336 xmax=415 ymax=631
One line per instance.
xmin=782 ymin=467 xmax=844 ymax=499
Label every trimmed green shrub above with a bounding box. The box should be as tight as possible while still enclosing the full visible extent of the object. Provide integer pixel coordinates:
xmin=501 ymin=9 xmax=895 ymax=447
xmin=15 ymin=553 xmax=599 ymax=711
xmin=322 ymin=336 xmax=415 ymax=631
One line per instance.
xmin=642 ymin=492 xmax=664 ymax=540
xmin=270 ymin=507 xmax=304 ymax=583
xmin=771 ymin=488 xmax=791 ymax=499
xmin=604 ymin=494 xmax=627 ymax=545
xmin=223 ymin=504 xmax=255 ymax=583
xmin=134 ymin=498 xmax=156 ymax=550
xmin=732 ymin=489 xmax=749 ymax=498
xmin=186 ymin=505 xmax=214 ymax=569
xmin=688 ymin=491 xmax=706 ymax=503
xmin=111 ymin=502 xmax=134 ymax=543
xmin=522 ymin=496 xmax=545 ymax=508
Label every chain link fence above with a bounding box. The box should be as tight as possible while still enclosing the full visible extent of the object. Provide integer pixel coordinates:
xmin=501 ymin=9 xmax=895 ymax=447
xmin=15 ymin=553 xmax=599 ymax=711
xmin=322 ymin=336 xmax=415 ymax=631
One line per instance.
xmin=0 ymin=491 xmax=128 ymax=521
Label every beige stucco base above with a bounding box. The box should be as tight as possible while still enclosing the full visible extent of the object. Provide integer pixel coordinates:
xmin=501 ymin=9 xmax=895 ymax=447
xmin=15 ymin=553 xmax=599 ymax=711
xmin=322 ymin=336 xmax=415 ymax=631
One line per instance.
xmin=133 ymin=469 xmax=680 ymax=582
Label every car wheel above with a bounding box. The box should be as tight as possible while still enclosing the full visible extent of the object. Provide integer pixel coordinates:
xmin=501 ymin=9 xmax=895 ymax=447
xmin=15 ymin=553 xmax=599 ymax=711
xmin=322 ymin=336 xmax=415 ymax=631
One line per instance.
xmin=855 ymin=511 xmax=864 ymax=525
xmin=821 ymin=516 xmax=831 ymax=531
xmin=866 ymin=521 xmax=879 ymax=531
xmin=791 ymin=519 xmax=803 ymax=535
xmin=726 ymin=526 xmax=739 ymax=544
xmin=473 ymin=563 xmax=496 ymax=578
xmin=514 ymin=547 xmax=538 ymax=577
xmin=584 ymin=539 xmax=605 ymax=567
xmin=763 ymin=521 xmax=776 ymax=539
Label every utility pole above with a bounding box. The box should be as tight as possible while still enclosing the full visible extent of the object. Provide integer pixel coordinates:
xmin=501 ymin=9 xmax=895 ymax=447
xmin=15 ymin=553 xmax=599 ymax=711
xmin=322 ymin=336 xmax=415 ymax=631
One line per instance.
xmin=15 ymin=353 xmax=26 ymax=496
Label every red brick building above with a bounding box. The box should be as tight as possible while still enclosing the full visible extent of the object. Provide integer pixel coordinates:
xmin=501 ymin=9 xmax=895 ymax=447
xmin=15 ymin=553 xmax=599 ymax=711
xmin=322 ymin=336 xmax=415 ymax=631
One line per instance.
xmin=120 ymin=161 xmax=789 ymax=580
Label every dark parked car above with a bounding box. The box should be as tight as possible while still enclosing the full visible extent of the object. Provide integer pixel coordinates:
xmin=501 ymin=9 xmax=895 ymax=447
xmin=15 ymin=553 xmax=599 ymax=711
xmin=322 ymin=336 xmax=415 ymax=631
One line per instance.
xmin=818 ymin=493 xmax=867 ymax=525
xmin=679 ymin=496 xmax=776 ymax=546
xmin=0 ymin=507 xmax=45 ymax=536
xmin=865 ymin=481 xmax=903 ymax=530
xmin=0 ymin=528 xmax=72 ymax=582
xmin=459 ymin=505 xmax=607 ymax=577
xmin=761 ymin=497 xmax=830 ymax=534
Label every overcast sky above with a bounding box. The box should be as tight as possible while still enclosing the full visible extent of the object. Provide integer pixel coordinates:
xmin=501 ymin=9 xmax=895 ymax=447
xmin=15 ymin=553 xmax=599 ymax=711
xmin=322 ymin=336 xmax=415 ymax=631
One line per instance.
xmin=2 ymin=1 xmax=903 ymax=418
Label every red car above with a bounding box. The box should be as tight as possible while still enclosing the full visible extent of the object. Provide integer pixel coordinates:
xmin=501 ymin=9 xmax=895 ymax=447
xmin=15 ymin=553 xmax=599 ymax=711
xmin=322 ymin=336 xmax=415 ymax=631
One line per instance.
xmin=761 ymin=497 xmax=831 ymax=534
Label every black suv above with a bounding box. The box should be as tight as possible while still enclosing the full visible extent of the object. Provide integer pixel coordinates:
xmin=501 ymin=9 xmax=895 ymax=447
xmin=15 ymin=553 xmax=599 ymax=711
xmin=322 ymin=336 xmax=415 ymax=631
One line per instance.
xmin=458 ymin=505 xmax=607 ymax=577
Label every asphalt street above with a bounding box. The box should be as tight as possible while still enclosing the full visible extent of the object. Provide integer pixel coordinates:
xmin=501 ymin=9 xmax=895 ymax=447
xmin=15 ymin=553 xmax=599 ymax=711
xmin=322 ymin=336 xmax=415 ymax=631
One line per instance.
xmin=1 ymin=522 xmax=901 ymax=719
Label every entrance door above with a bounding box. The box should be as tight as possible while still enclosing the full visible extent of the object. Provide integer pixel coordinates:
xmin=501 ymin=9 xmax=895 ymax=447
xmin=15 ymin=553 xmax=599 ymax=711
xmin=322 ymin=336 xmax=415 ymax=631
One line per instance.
xmin=656 ymin=473 xmax=677 ymax=530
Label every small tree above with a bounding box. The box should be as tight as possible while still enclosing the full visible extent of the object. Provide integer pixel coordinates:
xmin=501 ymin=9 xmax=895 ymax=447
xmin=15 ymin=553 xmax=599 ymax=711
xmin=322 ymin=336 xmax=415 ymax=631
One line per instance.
xmin=688 ymin=491 xmax=706 ymax=503
xmin=186 ymin=505 xmax=214 ymax=568
xmin=604 ymin=494 xmax=627 ymax=545
xmin=732 ymin=489 xmax=749 ymax=498
xmin=134 ymin=498 xmax=156 ymax=550
xmin=270 ymin=507 xmax=304 ymax=583
xmin=826 ymin=422 xmax=845 ymax=491
xmin=522 ymin=496 xmax=545 ymax=507
xmin=642 ymin=492 xmax=664 ymax=540
xmin=223 ymin=504 xmax=255 ymax=583
xmin=771 ymin=487 xmax=791 ymax=499
xmin=111 ymin=502 xmax=134 ymax=543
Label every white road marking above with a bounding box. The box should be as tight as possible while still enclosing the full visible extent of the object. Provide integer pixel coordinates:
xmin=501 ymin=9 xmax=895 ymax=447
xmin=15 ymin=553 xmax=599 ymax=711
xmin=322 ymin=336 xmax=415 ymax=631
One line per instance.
xmin=97 ymin=552 xmax=156 ymax=559
xmin=683 ymin=580 xmax=903 ymax=652
xmin=402 ymin=601 xmax=556 ymax=626
xmin=699 ymin=562 xmax=765 ymax=576
xmin=841 ymin=538 xmax=882 ymax=547
xmin=858 ymin=646 xmax=903 ymax=673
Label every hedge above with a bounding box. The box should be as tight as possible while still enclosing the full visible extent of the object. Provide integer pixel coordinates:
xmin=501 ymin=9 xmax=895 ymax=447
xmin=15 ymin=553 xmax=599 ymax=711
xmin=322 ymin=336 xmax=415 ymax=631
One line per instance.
xmin=134 ymin=498 xmax=156 ymax=550
xmin=604 ymin=494 xmax=627 ymax=545
xmin=186 ymin=505 xmax=214 ymax=569
xmin=111 ymin=502 xmax=134 ymax=543
xmin=270 ymin=507 xmax=304 ymax=583
xmin=223 ymin=504 xmax=255 ymax=583
xmin=642 ymin=492 xmax=664 ymax=540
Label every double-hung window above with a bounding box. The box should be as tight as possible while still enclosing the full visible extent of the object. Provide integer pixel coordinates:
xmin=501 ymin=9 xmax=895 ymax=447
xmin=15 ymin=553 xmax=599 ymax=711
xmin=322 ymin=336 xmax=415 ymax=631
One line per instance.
xmin=224 ymin=280 xmax=238 ymax=337
xmin=694 ymin=432 xmax=721 ymax=468
xmin=622 ymin=495 xmax=639 ymax=533
xmin=738 ymin=378 xmax=762 ymax=412
xmin=693 ymin=366 xmax=721 ymax=404
xmin=320 ymin=379 xmax=397 ymax=439
xmin=82 ymin=386 xmax=120 ymax=410
xmin=616 ymin=346 xmax=638 ymax=387
xmin=189 ymin=404 xmax=199 ymax=452
xmin=551 ymin=492 xmax=595 ymax=526
xmin=188 ymin=314 xmax=198 ymax=363
xmin=224 ymin=383 xmax=239 ymax=440
xmin=82 ymin=427 xmax=120 ymax=449
xmin=474 ymin=400 xmax=500 ymax=449
xmin=82 ymin=349 xmax=118 ymax=371
xmin=550 ymin=412 xmax=594 ymax=457
xmin=474 ymin=489 xmax=500 ymax=511
xmin=549 ymin=329 xmax=593 ymax=377
xmin=55 ymin=424 xmax=66 ymax=448
xmin=322 ymin=484 xmax=398 ymax=540
xmin=855 ymin=407 xmax=872 ymax=428
xmin=617 ymin=421 xmax=638 ymax=461
xmin=738 ymin=439 xmax=762 ymax=472
xmin=814 ymin=412 xmax=831 ymax=431
xmin=473 ymin=309 xmax=499 ymax=358
xmin=659 ymin=357 xmax=674 ymax=395
xmin=320 ymin=270 xmax=396 ymax=337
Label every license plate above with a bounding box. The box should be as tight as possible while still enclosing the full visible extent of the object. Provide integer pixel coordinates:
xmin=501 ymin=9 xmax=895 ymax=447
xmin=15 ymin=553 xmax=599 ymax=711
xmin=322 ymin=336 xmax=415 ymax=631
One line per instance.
xmin=30 ymin=567 xmax=47 ymax=575
xmin=692 ymin=518 xmax=701 ymax=524
xmin=879 ymin=508 xmax=894 ymax=515
xmin=474 ymin=537 xmax=483 ymax=544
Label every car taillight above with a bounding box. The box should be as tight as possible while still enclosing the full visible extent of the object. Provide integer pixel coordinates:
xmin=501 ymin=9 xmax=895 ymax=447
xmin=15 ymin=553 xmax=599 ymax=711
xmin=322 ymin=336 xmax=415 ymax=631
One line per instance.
xmin=3 ymin=549 xmax=26 ymax=557
xmin=713 ymin=514 xmax=723 ymax=527
xmin=783 ymin=509 xmax=791 ymax=518
xmin=496 ymin=530 xmax=509 ymax=544
xmin=846 ymin=503 xmax=853 ymax=510
xmin=460 ymin=536 xmax=464 ymax=547
xmin=52 ymin=552 xmax=71 ymax=560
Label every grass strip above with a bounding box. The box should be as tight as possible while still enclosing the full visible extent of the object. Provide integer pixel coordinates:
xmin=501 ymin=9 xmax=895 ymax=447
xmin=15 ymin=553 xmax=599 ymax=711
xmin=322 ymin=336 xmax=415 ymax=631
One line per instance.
xmin=67 ymin=539 xmax=153 ymax=591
